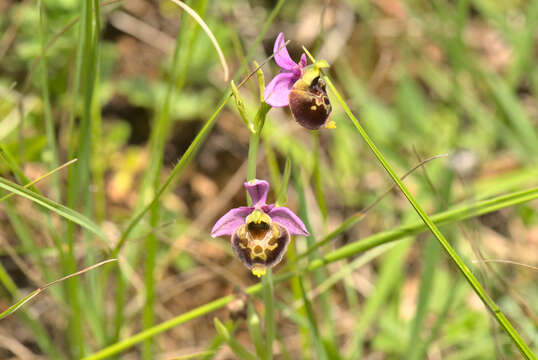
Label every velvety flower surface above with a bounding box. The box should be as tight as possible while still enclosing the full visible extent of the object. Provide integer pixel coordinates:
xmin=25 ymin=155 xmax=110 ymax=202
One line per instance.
xmin=211 ymin=179 xmax=308 ymax=277
xmin=264 ymin=33 xmax=306 ymax=108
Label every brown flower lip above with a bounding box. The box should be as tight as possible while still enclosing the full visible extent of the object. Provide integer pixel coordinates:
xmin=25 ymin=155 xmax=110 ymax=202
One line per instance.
xmin=231 ymin=219 xmax=290 ymax=277
xmin=289 ymin=75 xmax=332 ymax=130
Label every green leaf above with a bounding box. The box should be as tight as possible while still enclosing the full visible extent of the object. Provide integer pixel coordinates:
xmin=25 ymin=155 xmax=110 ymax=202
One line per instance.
xmin=0 ymin=176 xmax=106 ymax=239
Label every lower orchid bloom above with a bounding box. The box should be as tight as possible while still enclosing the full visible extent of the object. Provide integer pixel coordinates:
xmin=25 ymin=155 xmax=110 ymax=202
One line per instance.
xmin=211 ymin=179 xmax=309 ymax=277
xmin=264 ymin=32 xmax=333 ymax=130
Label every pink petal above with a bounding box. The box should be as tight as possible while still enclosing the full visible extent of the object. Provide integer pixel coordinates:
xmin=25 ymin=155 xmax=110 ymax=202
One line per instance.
xmin=268 ymin=207 xmax=309 ymax=236
xmin=244 ymin=179 xmax=269 ymax=207
xmin=261 ymin=204 xmax=275 ymax=213
xmin=211 ymin=207 xmax=252 ymax=237
xmin=299 ymin=53 xmax=307 ymax=69
xmin=273 ymin=32 xmax=297 ymax=71
xmin=264 ymin=72 xmax=297 ymax=107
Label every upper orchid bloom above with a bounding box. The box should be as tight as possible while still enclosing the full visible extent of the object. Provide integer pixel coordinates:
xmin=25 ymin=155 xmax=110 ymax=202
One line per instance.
xmin=264 ymin=33 xmax=307 ymax=108
xmin=211 ymin=179 xmax=309 ymax=277
xmin=264 ymin=33 xmax=334 ymax=130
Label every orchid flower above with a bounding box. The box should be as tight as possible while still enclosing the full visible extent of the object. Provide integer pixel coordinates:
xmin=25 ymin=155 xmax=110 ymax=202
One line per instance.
xmin=211 ymin=179 xmax=309 ymax=277
xmin=264 ymin=33 xmax=333 ymax=130
xmin=264 ymin=33 xmax=307 ymax=108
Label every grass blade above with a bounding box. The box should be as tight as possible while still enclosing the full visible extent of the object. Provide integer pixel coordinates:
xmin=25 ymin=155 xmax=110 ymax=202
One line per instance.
xmin=0 ymin=158 xmax=77 ymax=203
xmin=0 ymin=176 xmax=106 ymax=239
xmin=323 ymin=74 xmax=535 ymax=359
xmin=0 ymin=259 xmax=117 ymax=320
xmin=81 ymin=185 xmax=538 ymax=359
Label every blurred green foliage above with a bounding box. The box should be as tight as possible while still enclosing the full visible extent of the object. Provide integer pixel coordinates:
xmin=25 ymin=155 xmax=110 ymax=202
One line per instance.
xmin=0 ymin=0 xmax=536 ymax=359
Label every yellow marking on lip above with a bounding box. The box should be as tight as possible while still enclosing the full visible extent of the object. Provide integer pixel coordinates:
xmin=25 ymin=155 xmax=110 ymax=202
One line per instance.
xmin=246 ymin=224 xmax=279 ymax=261
xmin=251 ymin=267 xmax=267 ymax=277
xmin=245 ymin=210 xmax=271 ymax=225
xmin=310 ymin=105 xmax=317 ymax=110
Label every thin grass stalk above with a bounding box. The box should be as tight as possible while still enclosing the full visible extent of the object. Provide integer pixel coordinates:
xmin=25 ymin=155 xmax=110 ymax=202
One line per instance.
xmin=280 ymin=243 xmax=395 ymax=358
xmin=141 ymin=3 xmax=195 ymax=355
xmin=406 ymin=236 xmax=444 ymax=360
xmin=61 ymin=2 xmax=87 ymax=353
xmin=4 ymin=202 xmax=52 ymax=284
xmin=262 ymin=269 xmax=275 ymax=359
xmin=293 ymin=168 xmax=336 ymax=354
xmin=81 ymin=185 xmax=538 ymax=360
xmin=297 ymin=276 xmax=328 ymax=360
xmin=0 ymin=159 xmax=78 ymax=287
xmin=85 ymin=0 xmax=108 ymax=347
xmin=410 ymin=278 xmax=463 ymax=360
xmin=0 ymin=264 xmax=62 ymax=359
xmin=293 ymin=154 xmax=447 ymax=262
xmin=0 ymin=147 xmax=73 ymax=272
xmin=286 ymin=233 xmax=312 ymax=356
xmin=306 ymin=186 xmax=538 ymax=270
xmin=407 ymin=153 xmax=454 ymax=356
xmin=345 ymin=237 xmax=413 ymax=358
xmin=0 ymin=259 xmax=117 ymax=320
xmin=0 ymin=177 xmax=105 ymax=239
xmin=38 ymin=0 xmax=60 ymax=201
xmin=65 ymin=0 xmax=100 ymax=355
xmin=323 ymin=75 xmax=535 ymax=359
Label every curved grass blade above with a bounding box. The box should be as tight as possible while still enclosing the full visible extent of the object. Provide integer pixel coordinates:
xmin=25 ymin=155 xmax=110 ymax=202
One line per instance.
xmin=82 ymin=186 xmax=538 ymax=360
xmin=295 ymin=153 xmax=447 ymax=262
xmin=323 ymin=74 xmax=535 ymax=359
xmin=169 ymin=0 xmax=229 ymax=81
xmin=0 ymin=259 xmax=117 ymax=320
xmin=0 ymin=158 xmax=77 ymax=202
xmin=0 ymin=176 xmax=106 ymax=239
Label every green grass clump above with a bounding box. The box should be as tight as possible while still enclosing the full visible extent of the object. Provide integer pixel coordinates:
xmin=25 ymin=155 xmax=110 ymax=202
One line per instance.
xmin=0 ymin=0 xmax=536 ymax=359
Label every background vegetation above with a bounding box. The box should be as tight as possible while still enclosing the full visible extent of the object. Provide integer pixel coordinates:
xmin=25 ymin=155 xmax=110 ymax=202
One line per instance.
xmin=0 ymin=0 xmax=537 ymax=359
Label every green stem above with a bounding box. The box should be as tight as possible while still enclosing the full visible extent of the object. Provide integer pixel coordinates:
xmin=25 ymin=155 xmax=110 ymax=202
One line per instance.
xmin=324 ymin=75 xmax=535 ymax=360
xmin=247 ymin=131 xmax=260 ymax=182
xmin=262 ymin=269 xmax=275 ymax=360
xmin=38 ymin=0 xmax=60 ymax=201
xmin=245 ymin=100 xmax=273 ymax=359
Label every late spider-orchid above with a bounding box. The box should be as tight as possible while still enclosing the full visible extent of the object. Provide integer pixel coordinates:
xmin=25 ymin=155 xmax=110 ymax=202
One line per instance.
xmin=211 ymin=179 xmax=308 ymax=277
xmin=264 ymin=32 xmax=333 ymax=130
